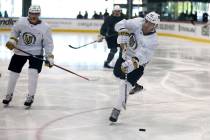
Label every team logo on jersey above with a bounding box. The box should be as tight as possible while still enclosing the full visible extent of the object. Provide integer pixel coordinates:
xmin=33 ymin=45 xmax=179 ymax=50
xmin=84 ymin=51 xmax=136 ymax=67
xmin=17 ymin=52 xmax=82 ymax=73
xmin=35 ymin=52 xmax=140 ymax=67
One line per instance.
xmin=22 ymin=32 xmax=36 ymax=45
xmin=129 ymin=33 xmax=137 ymax=50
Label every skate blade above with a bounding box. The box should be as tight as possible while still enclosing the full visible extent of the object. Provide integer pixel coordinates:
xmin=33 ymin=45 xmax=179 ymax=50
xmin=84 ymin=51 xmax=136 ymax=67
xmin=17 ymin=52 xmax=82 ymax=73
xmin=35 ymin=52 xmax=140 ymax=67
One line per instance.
xmin=129 ymin=88 xmax=146 ymax=95
xmin=3 ymin=104 xmax=10 ymax=108
xmin=109 ymin=122 xmax=116 ymax=125
xmin=24 ymin=105 xmax=32 ymax=109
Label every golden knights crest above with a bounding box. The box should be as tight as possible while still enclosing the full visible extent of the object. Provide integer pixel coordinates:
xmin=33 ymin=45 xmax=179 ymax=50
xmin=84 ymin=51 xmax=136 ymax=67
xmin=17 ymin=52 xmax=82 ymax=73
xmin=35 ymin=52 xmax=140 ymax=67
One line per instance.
xmin=129 ymin=33 xmax=137 ymax=50
xmin=22 ymin=32 xmax=36 ymax=45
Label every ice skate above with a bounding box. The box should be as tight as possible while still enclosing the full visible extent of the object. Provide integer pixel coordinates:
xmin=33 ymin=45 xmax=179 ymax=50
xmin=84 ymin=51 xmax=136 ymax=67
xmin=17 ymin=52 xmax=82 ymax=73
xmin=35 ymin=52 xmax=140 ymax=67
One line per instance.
xmin=104 ymin=62 xmax=113 ymax=69
xmin=24 ymin=95 xmax=34 ymax=107
xmin=129 ymin=83 xmax=143 ymax=95
xmin=2 ymin=94 xmax=13 ymax=105
xmin=109 ymin=108 xmax=120 ymax=122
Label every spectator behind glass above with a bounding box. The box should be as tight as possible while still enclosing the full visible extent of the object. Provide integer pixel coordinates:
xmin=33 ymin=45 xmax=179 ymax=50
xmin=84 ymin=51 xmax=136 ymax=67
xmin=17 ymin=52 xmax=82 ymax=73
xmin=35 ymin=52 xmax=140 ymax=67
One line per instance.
xmin=194 ymin=11 xmax=197 ymax=22
xmin=0 ymin=11 xmax=2 ymax=18
xmin=4 ymin=10 xmax=8 ymax=18
xmin=203 ymin=12 xmax=208 ymax=23
xmin=77 ymin=11 xmax=83 ymax=19
xmin=92 ymin=11 xmax=99 ymax=19
xmin=84 ymin=11 xmax=88 ymax=19
xmin=99 ymin=12 xmax=103 ymax=19
xmin=190 ymin=11 xmax=197 ymax=25
xmin=103 ymin=9 xmax=109 ymax=19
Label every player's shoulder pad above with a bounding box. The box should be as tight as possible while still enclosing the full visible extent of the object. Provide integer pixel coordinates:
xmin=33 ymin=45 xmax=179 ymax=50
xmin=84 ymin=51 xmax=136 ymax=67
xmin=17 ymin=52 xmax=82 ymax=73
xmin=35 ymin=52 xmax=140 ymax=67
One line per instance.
xmin=127 ymin=17 xmax=144 ymax=30
xmin=14 ymin=17 xmax=28 ymax=26
xmin=41 ymin=20 xmax=51 ymax=28
xmin=17 ymin=17 xmax=27 ymax=23
xmin=133 ymin=17 xmax=144 ymax=23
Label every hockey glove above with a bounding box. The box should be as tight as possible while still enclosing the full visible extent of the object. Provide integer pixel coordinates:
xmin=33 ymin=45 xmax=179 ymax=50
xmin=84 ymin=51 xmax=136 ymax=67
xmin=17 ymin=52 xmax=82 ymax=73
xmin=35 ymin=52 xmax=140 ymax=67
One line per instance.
xmin=117 ymin=28 xmax=129 ymax=45
xmin=45 ymin=54 xmax=54 ymax=68
xmin=97 ymin=35 xmax=105 ymax=42
xmin=6 ymin=37 xmax=18 ymax=50
xmin=121 ymin=57 xmax=139 ymax=73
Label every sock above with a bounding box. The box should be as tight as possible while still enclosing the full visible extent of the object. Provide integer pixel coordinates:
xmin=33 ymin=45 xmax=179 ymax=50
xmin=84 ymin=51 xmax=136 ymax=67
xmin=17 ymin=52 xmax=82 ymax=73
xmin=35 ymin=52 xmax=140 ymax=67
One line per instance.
xmin=6 ymin=71 xmax=20 ymax=95
xmin=28 ymin=69 xmax=39 ymax=96
xmin=114 ymin=80 xmax=132 ymax=110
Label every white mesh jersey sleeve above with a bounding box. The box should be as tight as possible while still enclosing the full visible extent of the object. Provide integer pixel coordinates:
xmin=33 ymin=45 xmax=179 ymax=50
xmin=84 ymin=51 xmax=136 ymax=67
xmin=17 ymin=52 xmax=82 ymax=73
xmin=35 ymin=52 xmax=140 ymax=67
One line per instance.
xmin=135 ymin=34 xmax=158 ymax=65
xmin=10 ymin=17 xmax=26 ymax=38
xmin=115 ymin=17 xmax=144 ymax=32
xmin=42 ymin=24 xmax=54 ymax=56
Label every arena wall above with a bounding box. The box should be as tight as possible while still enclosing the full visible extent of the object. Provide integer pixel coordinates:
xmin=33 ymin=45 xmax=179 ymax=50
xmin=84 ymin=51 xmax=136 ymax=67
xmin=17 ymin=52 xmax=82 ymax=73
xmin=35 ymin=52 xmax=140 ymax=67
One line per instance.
xmin=0 ymin=18 xmax=209 ymax=43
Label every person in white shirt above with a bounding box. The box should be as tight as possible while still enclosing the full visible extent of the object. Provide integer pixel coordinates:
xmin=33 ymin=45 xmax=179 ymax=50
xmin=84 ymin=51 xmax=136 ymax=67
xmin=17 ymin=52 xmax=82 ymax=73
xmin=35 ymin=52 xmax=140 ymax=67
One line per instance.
xmin=109 ymin=11 xmax=160 ymax=122
xmin=2 ymin=5 xmax=54 ymax=107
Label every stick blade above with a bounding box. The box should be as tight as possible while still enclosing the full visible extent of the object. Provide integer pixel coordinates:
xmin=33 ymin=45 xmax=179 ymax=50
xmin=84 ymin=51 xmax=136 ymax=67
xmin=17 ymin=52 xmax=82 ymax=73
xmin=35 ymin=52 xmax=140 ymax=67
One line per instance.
xmin=68 ymin=45 xmax=80 ymax=49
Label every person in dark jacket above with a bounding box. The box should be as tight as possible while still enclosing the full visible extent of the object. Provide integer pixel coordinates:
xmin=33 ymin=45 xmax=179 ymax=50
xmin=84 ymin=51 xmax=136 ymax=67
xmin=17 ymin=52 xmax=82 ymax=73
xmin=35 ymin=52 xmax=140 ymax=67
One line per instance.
xmin=77 ymin=11 xmax=83 ymax=19
xmin=97 ymin=5 xmax=125 ymax=68
xmin=92 ymin=11 xmax=99 ymax=19
xmin=103 ymin=9 xmax=109 ymax=19
xmin=84 ymin=11 xmax=88 ymax=19
xmin=4 ymin=10 xmax=8 ymax=18
xmin=202 ymin=12 xmax=208 ymax=23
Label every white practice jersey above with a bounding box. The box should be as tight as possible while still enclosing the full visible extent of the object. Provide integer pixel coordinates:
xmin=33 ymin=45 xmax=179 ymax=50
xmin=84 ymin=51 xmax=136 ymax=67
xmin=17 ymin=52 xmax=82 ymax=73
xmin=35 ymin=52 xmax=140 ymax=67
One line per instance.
xmin=115 ymin=17 xmax=158 ymax=66
xmin=10 ymin=17 xmax=54 ymax=56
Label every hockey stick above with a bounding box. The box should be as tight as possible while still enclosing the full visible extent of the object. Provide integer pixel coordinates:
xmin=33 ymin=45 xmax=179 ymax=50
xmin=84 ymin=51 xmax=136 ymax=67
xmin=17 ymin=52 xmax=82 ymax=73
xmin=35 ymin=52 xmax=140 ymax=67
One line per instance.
xmin=68 ymin=34 xmax=118 ymax=49
xmin=68 ymin=40 xmax=98 ymax=49
xmin=122 ymin=44 xmax=128 ymax=110
xmin=122 ymin=71 xmax=128 ymax=110
xmin=14 ymin=47 xmax=90 ymax=81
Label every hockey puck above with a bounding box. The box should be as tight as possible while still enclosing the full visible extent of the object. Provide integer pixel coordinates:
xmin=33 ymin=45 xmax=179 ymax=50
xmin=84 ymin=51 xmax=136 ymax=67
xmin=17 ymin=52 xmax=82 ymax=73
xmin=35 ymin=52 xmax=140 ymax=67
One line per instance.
xmin=139 ymin=128 xmax=146 ymax=132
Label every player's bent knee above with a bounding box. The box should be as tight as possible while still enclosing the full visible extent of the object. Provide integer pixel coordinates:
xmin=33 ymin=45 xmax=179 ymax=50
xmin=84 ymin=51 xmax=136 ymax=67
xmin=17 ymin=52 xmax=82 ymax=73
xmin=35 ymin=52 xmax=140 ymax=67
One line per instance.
xmin=113 ymin=68 xmax=124 ymax=79
xmin=111 ymin=48 xmax=118 ymax=54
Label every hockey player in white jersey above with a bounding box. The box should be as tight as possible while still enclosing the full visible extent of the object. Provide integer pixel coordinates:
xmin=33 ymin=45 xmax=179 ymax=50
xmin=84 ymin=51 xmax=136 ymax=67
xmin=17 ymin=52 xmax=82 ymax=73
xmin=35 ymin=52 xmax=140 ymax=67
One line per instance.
xmin=2 ymin=5 xmax=54 ymax=107
xmin=109 ymin=12 xmax=160 ymax=122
